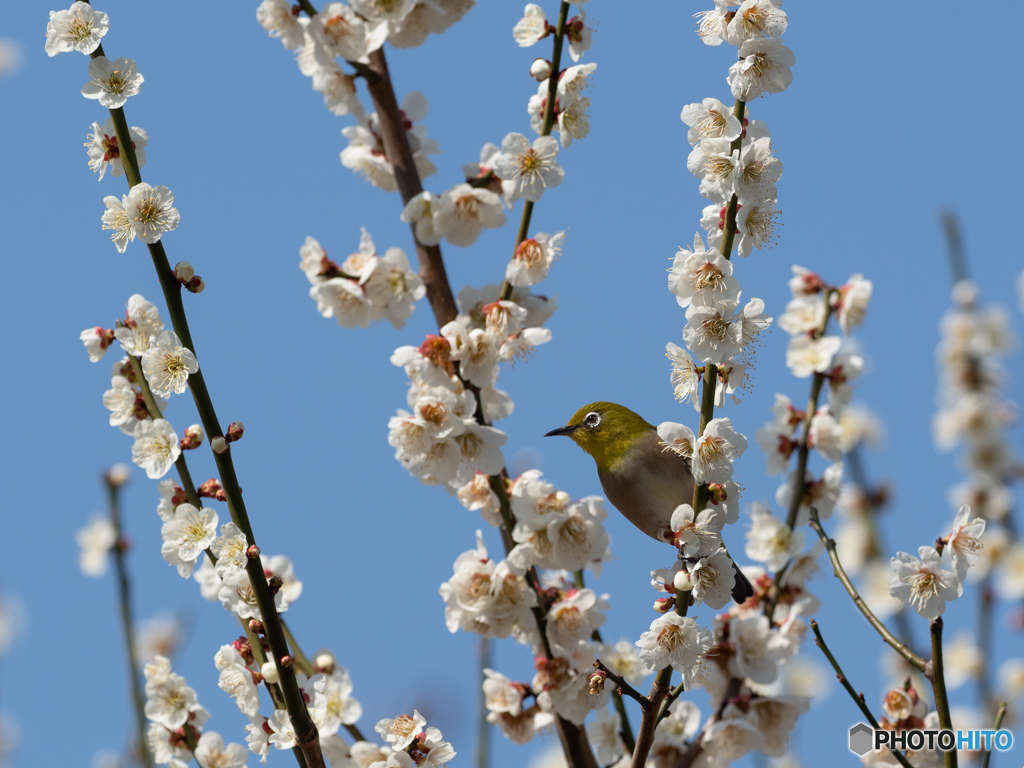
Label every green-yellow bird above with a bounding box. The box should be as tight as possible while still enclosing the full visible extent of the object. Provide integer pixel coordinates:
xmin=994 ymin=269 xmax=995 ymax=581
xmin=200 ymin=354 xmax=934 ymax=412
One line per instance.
xmin=545 ymin=401 xmax=754 ymax=604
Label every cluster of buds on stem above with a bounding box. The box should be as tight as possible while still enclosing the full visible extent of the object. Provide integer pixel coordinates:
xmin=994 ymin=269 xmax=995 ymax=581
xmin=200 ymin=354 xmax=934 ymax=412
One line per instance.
xmin=179 ymin=424 xmax=204 ymax=450
xmin=174 ymin=261 xmax=204 ymax=293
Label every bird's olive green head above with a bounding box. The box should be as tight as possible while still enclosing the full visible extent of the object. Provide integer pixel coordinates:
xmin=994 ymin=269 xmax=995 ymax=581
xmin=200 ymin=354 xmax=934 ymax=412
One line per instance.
xmin=545 ymin=401 xmax=655 ymax=471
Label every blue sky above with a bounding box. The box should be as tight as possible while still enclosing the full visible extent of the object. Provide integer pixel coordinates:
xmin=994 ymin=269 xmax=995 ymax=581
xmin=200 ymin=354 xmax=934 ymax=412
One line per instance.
xmin=1 ymin=2 xmax=1023 ymax=767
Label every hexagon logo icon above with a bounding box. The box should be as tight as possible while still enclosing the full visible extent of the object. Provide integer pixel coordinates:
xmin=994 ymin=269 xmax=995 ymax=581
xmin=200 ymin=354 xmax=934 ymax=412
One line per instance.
xmin=849 ymin=723 xmax=873 ymax=756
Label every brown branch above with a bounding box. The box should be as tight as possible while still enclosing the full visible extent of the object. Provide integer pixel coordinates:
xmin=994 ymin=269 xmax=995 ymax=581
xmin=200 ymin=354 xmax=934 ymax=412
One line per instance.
xmin=364 ymin=48 xmax=458 ymax=327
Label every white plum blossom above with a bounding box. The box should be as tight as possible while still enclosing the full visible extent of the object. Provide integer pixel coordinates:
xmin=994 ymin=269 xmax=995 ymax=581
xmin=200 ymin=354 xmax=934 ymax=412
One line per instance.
xmin=734 ymin=197 xmax=781 ymax=256
xmin=457 ymin=473 xmax=503 ymax=528
xmin=141 ymin=330 xmax=199 ymax=398
xmin=691 ymin=417 xmax=748 ymax=484
xmin=776 ymin=461 xmax=844 ymax=525
xmin=375 ymin=711 xmax=427 ymax=751
xmin=836 ymin=273 xmax=873 ymax=334
xmin=86 ymin=119 xmax=148 ymax=181
xmin=513 ymin=4 xmax=548 ymax=47
xmin=321 ymin=666 xmax=362 ymax=736
xmin=194 ymin=731 xmax=248 ymax=768
xmin=785 ymin=335 xmax=841 ymax=377
xmin=211 ymin=523 xmax=248 ymax=580
xmin=46 ymin=3 xmax=109 ymax=56
xmin=433 ymin=184 xmax=507 ymax=247
xmin=701 ymin=706 xmax=766 ymax=762
xmin=680 ymin=97 xmax=742 ymax=145
xmin=565 ymin=6 xmax=592 ymax=62
xmin=493 ymin=133 xmax=563 ymax=203
xmin=887 ymin=546 xmax=962 ymax=620
xmin=668 ymin=234 xmax=741 ymax=310
xmin=82 ymin=56 xmax=144 ymax=109
xmin=657 ymin=421 xmax=696 ymax=461
xmin=727 ymin=614 xmax=784 ymax=684
xmin=161 ymin=503 xmax=218 ymax=570
xmin=744 ymin=503 xmax=804 ymax=571
xmin=131 ymin=419 xmax=181 ymax=479
xmin=725 ymin=0 xmax=788 ymax=46
xmin=670 ymin=504 xmax=724 ymax=558
xmin=81 ymin=326 xmax=114 ymax=362
xmin=945 ymin=505 xmax=985 ymax=580
xmin=687 ymin=550 xmax=736 ymax=610
xmin=545 ymin=589 xmax=607 ymax=658
xmin=257 ymin=0 xmax=304 ymax=49
xmin=101 ymin=193 xmax=135 ymax=252
xmin=215 ymin=644 xmax=261 ymax=717
xmin=310 ymin=278 xmax=371 ymax=329
xmin=144 ymin=656 xmax=201 ymax=730
xmin=683 ymin=298 xmax=771 ymax=365
xmin=219 ymin=569 xmax=289 ymax=621
xmin=506 ymin=231 xmax=563 ymax=287
xmin=124 ymin=183 xmax=180 ymax=244
xmin=778 ymin=296 xmax=827 ymax=336
xmin=808 ymin=407 xmax=843 ymax=462
xmin=309 ymin=3 xmax=370 ymax=61
xmin=400 ymin=191 xmax=444 ymax=246
xmin=666 ymin=343 xmax=702 ymax=409
xmin=594 ymin=640 xmax=652 ymax=689
xmin=586 ymin=708 xmax=625 ymax=766
xmin=76 ymin=515 xmax=116 ymax=577
xmin=636 ymin=614 xmax=713 ymax=686
xmin=727 ymin=39 xmax=795 ymax=101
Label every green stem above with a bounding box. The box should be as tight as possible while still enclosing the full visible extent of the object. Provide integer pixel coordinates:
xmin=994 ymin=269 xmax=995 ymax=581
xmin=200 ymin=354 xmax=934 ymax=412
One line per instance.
xmin=929 ymin=618 xmax=957 ymax=768
xmin=105 ymin=477 xmax=153 ymax=768
xmin=476 ymin=637 xmax=492 ymax=768
xmin=808 ymin=509 xmax=927 ymax=672
xmin=499 ymin=1 xmax=572 ymax=302
xmin=810 ymin=620 xmax=915 ymax=768
xmin=716 ymin=100 xmax=745 ymax=262
xmin=980 ymin=702 xmax=1007 ymax=768
xmin=99 ymin=85 xmax=325 ymax=768
xmin=690 ymin=366 xmax=718 ymax=513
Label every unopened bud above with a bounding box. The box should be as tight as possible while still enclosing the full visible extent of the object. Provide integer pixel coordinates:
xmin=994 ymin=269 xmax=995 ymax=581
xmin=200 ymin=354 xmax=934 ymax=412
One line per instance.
xmin=673 ymin=570 xmax=693 ymax=592
xmin=261 ymin=661 xmax=280 ymax=684
xmin=232 ymin=636 xmax=254 ymax=665
xmin=246 ymin=545 xmax=261 ymax=560
xmin=180 ymin=424 xmax=204 ymax=450
xmin=185 ymin=276 xmax=205 ymax=294
xmin=707 ymin=483 xmax=727 ymax=505
xmin=198 ymin=478 xmax=223 ymax=498
xmin=215 ymin=489 xmax=228 ymax=502
xmin=226 ymin=421 xmax=245 ymax=443
xmin=654 ymin=597 xmax=676 ymax=614
xmin=248 ymin=619 xmax=265 ymax=634
xmin=280 ymin=655 xmax=293 ymax=668
xmin=211 ymin=436 xmax=228 ymax=454
xmin=588 ymin=671 xmax=606 ymax=695
xmin=105 ymin=463 xmax=131 ymax=487
xmin=174 ymin=261 xmax=195 ymax=282
xmin=314 ymin=652 xmax=336 ymax=673
xmin=268 ymin=575 xmax=284 ymax=595
xmin=530 ymin=58 xmax=552 ymax=81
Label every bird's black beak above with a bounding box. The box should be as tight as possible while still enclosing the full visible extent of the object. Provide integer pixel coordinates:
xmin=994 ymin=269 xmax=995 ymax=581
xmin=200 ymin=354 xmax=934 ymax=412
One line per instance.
xmin=544 ymin=424 xmax=579 ymax=437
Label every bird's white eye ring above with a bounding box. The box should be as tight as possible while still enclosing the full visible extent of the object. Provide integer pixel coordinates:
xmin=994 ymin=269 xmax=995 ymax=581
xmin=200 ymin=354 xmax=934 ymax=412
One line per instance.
xmin=584 ymin=412 xmax=600 ymax=427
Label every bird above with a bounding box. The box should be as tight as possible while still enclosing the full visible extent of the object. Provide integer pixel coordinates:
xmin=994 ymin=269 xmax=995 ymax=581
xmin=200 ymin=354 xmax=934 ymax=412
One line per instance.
xmin=545 ymin=401 xmax=754 ymax=604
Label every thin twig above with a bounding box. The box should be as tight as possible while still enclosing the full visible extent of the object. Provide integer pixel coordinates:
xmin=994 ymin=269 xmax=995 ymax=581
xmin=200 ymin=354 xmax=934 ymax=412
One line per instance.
xmin=499 ymin=1 xmax=572 ymax=302
xmin=980 ymin=702 xmax=1007 ymax=768
xmin=810 ymin=620 xmax=915 ymax=768
xmin=105 ymin=474 xmax=154 ymax=768
xmin=87 ymin=36 xmax=325 ymax=768
xmin=808 ymin=509 xmax=927 ymax=672
xmin=595 ymin=662 xmax=649 ymax=709
xmin=476 ymin=637 xmax=492 ymax=768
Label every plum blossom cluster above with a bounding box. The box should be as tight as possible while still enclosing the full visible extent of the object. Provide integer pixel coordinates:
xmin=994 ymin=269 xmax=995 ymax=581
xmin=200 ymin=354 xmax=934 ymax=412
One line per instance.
xmin=932 ymin=280 xmax=1024 ymax=605
xmin=257 ymin=0 xmax=471 ymax=189
xmin=300 ymin=229 xmax=426 ymax=330
xmin=444 ymin=532 xmax=614 ymax=733
xmin=80 ymin=294 xmax=199 ymax=480
xmin=143 ymin=655 xmax=215 ymax=765
xmin=387 ymin=283 xmax=555 ymax=491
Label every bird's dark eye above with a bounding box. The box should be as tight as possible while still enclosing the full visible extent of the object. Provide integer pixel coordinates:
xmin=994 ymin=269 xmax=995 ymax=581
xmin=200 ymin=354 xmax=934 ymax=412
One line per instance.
xmin=584 ymin=412 xmax=600 ymax=427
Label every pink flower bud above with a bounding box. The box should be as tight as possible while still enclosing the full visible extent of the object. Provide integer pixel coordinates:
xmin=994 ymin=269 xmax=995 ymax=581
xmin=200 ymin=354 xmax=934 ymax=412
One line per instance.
xmin=180 ymin=424 xmax=204 ymax=450
xmin=314 ymin=652 xmax=336 ymax=674
xmin=185 ymin=276 xmax=205 ymax=294
xmin=673 ymin=570 xmax=692 ymax=592
xmin=654 ymin=597 xmax=675 ymax=613
xmin=248 ymin=619 xmax=265 ymax=634
xmin=211 ymin=436 xmax=228 ymax=454
xmin=246 ymin=545 xmax=261 ymax=560
xmin=215 ymin=489 xmax=228 ymax=502
xmin=280 ymin=655 xmax=293 ymax=668
xmin=198 ymin=478 xmax=223 ymax=498
xmin=174 ymin=261 xmax=195 ymax=282
xmin=226 ymin=421 xmax=245 ymax=443
xmin=232 ymin=636 xmax=254 ymax=665
xmin=530 ymin=58 xmax=552 ymax=81
xmin=588 ymin=671 xmax=606 ymax=695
